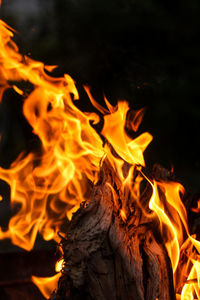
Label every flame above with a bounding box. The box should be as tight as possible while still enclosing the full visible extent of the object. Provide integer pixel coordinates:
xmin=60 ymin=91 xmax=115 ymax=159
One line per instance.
xmin=191 ymin=199 xmax=200 ymax=213
xmin=0 ymin=19 xmax=151 ymax=251
xmin=32 ymin=273 xmax=61 ymax=299
xmin=149 ymin=181 xmax=186 ymax=273
xmin=0 ymin=18 xmax=200 ymax=300
xmin=31 ymin=258 xmax=64 ymax=299
xmin=0 ymin=19 xmax=105 ymax=250
xmin=55 ymin=258 xmax=64 ymax=272
xmin=120 ymin=209 xmax=127 ymax=222
xmin=149 ymin=180 xmax=200 ymax=299
xmin=13 ymin=85 xmax=24 ymax=95
xmin=102 ymin=101 xmax=152 ymax=166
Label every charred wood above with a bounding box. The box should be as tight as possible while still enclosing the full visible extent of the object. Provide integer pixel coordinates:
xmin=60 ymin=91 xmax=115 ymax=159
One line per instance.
xmin=50 ymin=162 xmax=175 ymax=300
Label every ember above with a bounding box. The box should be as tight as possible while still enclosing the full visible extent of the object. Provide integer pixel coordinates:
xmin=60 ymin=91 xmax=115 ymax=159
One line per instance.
xmin=0 ymin=17 xmax=200 ymax=300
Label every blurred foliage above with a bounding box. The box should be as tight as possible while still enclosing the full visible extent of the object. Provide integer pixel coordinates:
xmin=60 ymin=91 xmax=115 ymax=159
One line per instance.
xmin=0 ymin=0 xmax=199 ymax=191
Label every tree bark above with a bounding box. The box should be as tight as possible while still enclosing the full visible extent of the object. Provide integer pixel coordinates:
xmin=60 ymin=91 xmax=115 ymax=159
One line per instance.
xmin=50 ymin=162 xmax=176 ymax=300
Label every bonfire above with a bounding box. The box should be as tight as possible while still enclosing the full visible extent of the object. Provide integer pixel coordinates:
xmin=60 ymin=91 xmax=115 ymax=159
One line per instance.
xmin=0 ymin=18 xmax=200 ymax=300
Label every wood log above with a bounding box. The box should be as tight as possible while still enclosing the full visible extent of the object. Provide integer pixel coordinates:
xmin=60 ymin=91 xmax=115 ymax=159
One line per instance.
xmin=50 ymin=162 xmax=175 ymax=300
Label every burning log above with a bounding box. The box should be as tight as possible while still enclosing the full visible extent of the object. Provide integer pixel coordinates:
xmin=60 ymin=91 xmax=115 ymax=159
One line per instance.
xmin=50 ymin=162 xmax=175 ymax=300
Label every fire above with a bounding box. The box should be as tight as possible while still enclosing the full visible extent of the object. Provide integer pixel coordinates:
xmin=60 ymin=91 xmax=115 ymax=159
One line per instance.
xmin=32 ymin=273 xmax=61 ymax=299
xmin=0 ymin=18 xmax=200 ymax=300
xmin=55 ymin=258 xmax=64 ymax=272
xmin=0 ymin=19 xmax=104 ymax=251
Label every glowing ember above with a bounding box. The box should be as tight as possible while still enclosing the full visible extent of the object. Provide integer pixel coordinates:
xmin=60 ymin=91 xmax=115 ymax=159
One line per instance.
xmin=0 ymin=18 xmax=200 ymax=300
xmin=55 ymin=258 xmax=64 ymax=273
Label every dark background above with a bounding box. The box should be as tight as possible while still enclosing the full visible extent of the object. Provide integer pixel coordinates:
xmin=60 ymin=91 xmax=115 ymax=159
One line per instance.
xmin=0 ymin=0 xmax=199 ymax=195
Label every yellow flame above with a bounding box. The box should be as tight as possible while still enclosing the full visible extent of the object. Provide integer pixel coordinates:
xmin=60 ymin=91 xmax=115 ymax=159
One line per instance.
xmin=120 ymin=209 xmax=127 ymax=222
xmin=102 ymin=101 xmax=152 ymax=166
xmin=13 ymin=85 xmax=23 ymax=95
xmin=55 ymin=258 xmax=64 ymax=272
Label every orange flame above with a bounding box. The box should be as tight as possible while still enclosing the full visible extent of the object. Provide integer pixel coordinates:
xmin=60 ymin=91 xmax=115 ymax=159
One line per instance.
xmin=191 ymin=199 xmax=200 ymax=213
xmin=0 ymin=18 xmax=200 ymax=300
xmin=0 ymin=19 xmax=105 ymax=250
xmin=149 ymin=179 xmax=200 ymax=299
xmin=31 ymin=258 xmax=64 ymax=299
xmin=0 ymin=19 xmax=151 ymax=251
xmin=32 ymin=273 xmax=61 ymax=299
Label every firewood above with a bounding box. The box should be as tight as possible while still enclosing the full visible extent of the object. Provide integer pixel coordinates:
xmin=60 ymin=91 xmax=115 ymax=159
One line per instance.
xmin=50 ymin=161 xmax=175 ymax=300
